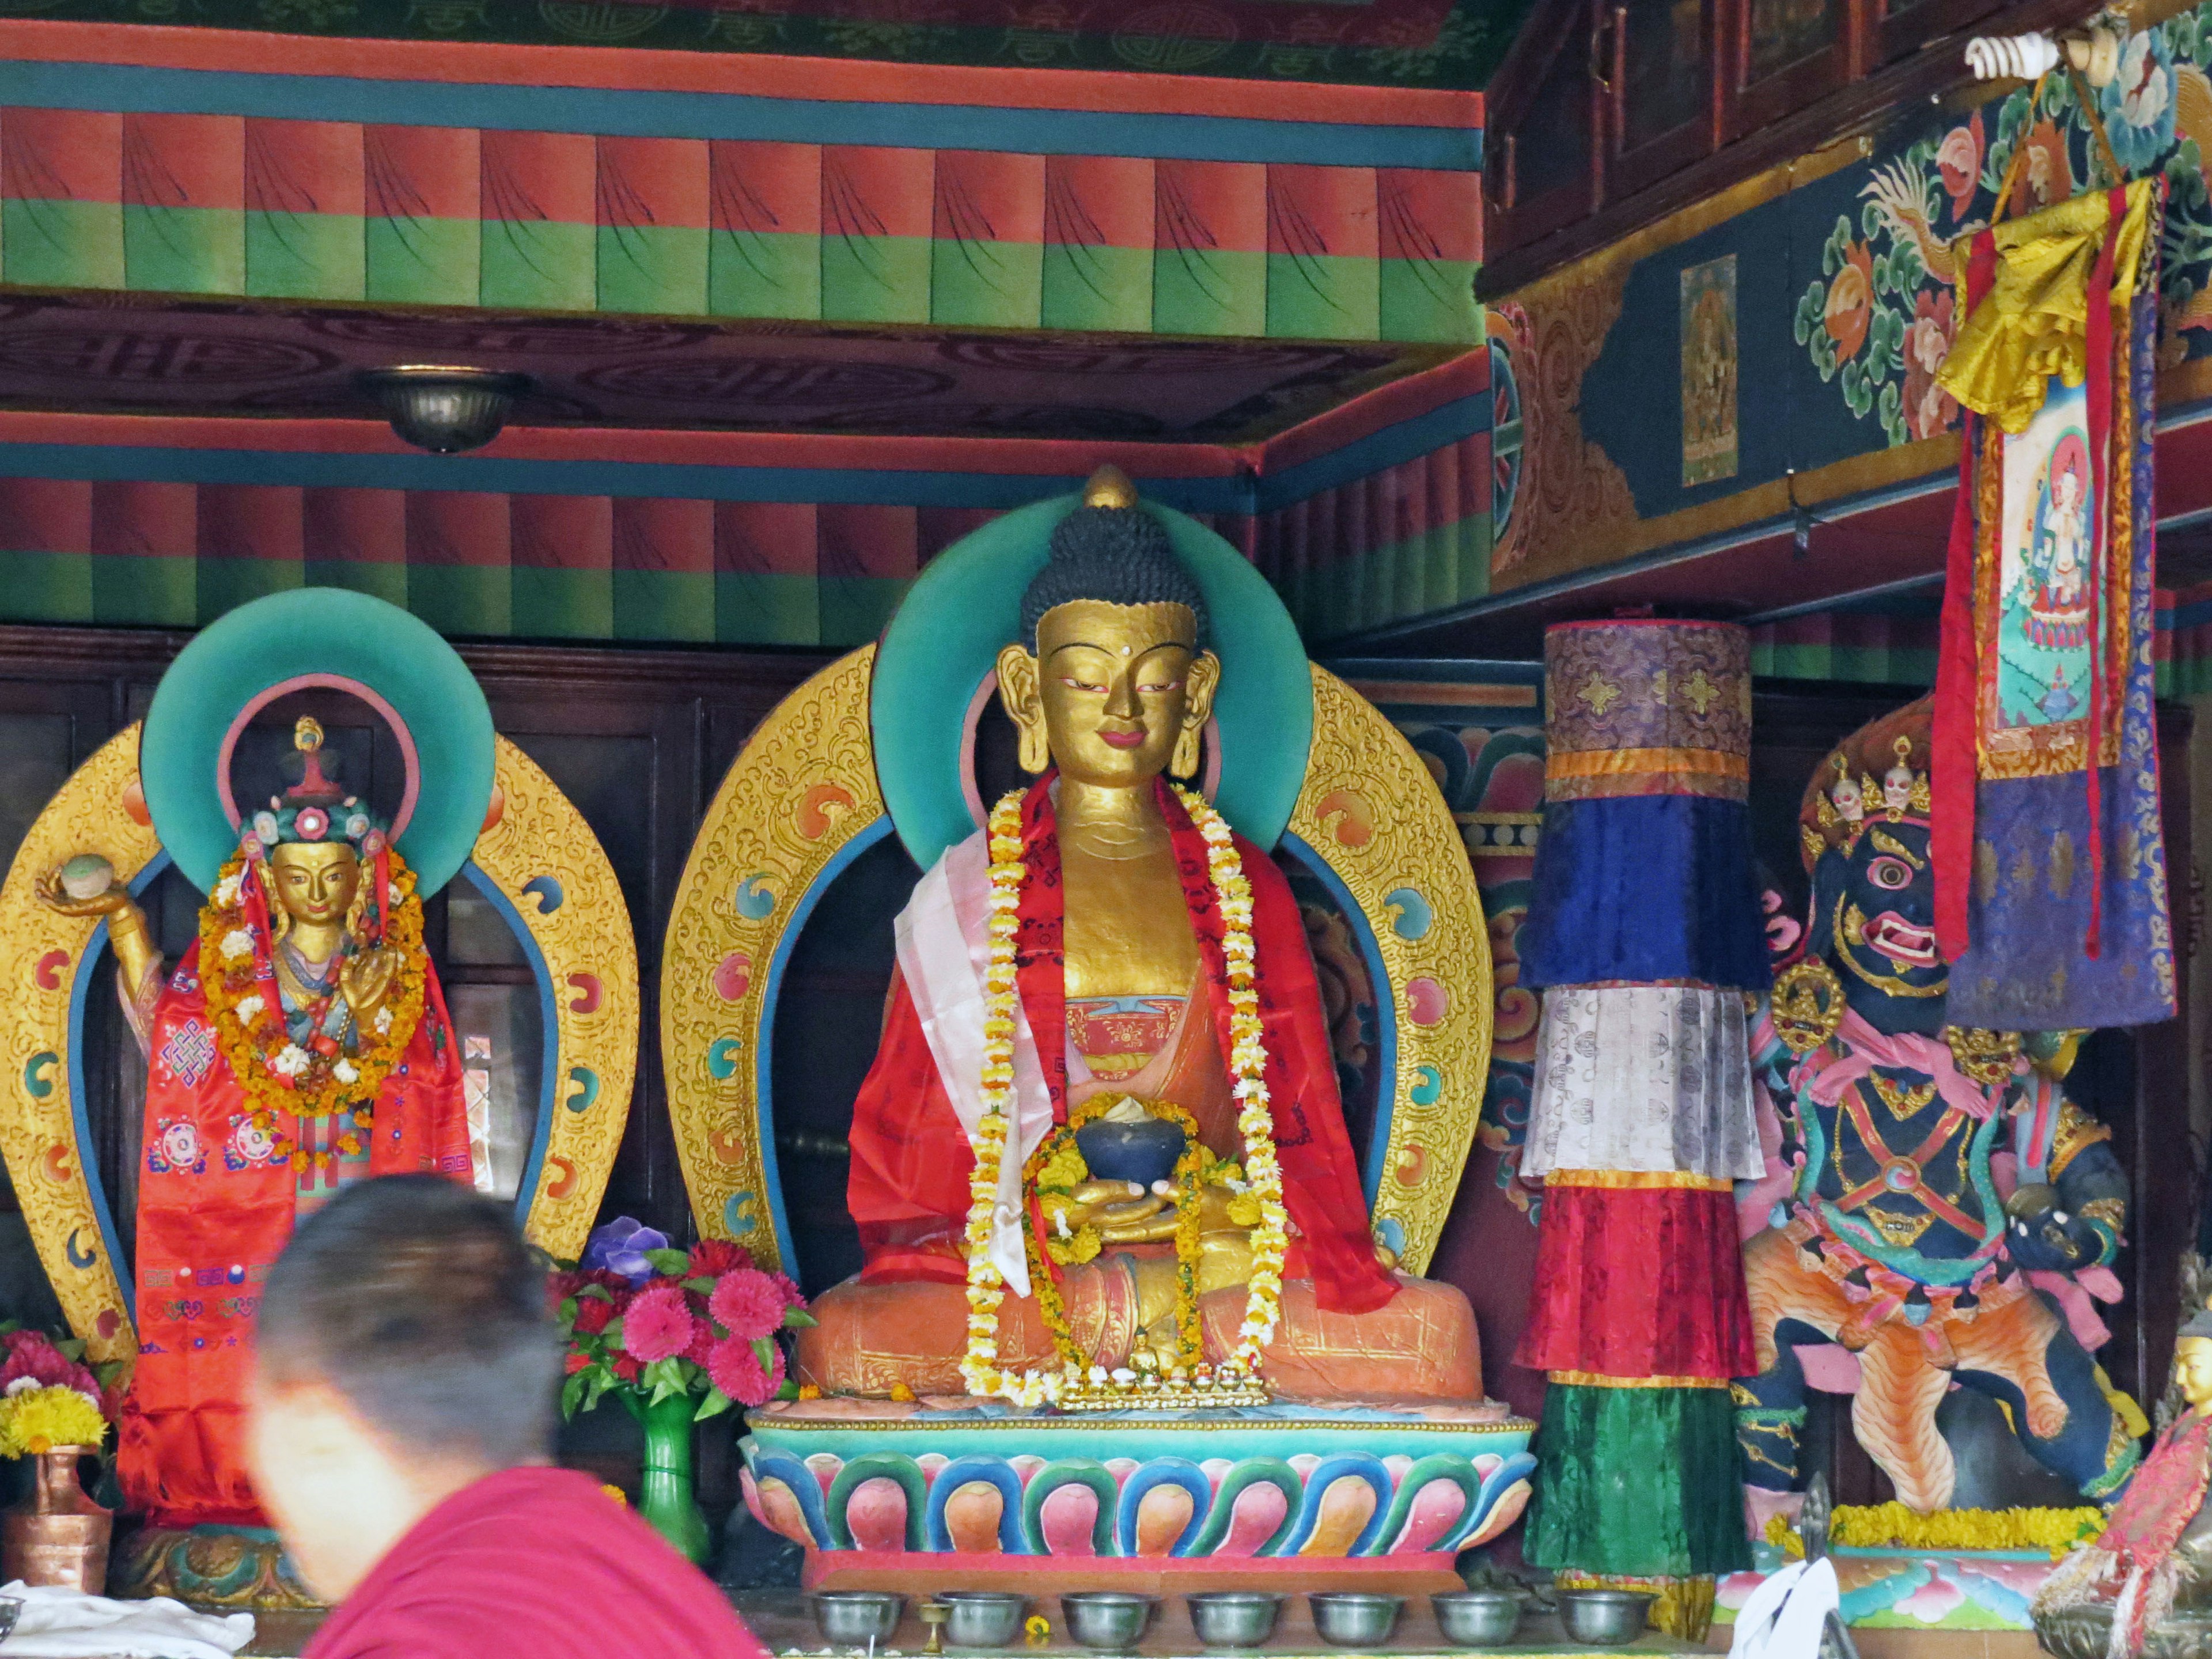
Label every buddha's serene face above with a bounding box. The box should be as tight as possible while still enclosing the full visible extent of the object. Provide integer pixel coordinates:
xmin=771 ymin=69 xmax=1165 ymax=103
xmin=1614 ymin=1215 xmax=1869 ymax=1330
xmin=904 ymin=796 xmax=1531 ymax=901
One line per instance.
xmin=1001 ymin=600 xmax=1220 ymax=788
xmin=268 ymin=842 xmax=362 ymax=928
xmin=2178 ymin=1338 xmax=2212 ymax=1412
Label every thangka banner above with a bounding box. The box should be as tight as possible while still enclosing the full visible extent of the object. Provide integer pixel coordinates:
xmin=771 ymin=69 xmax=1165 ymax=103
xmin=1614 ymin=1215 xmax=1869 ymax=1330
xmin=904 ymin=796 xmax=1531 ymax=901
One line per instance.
xmin=1931 ymin=177 xmax=2176 ymax=1031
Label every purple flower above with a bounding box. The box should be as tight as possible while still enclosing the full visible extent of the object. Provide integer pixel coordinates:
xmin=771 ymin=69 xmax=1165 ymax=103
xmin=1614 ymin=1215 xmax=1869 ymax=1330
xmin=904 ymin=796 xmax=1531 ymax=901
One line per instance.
xmin=580 ymin=1216 xmax=671 ymax=1287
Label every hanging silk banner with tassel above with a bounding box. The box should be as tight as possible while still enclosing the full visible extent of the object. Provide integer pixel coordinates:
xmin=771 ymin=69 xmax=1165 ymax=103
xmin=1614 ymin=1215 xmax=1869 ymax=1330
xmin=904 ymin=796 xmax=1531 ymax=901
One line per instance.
xmin=1930 ymin=152 xmax=2175 ymax=1032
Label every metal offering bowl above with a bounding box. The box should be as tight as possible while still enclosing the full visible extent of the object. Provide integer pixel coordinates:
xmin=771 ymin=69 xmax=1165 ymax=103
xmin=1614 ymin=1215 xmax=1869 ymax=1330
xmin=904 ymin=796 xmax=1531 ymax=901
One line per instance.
xmin=1556 ymin=1589 xmax=1652 ymax=1645
xmin=1309 ymin=1593 xmax=1406 ymax=1647
xmin=1075 ymin=1116 xmax=1188 ymax=1188
xmin=1432 ymin=1590 xmax=1524 ymax=1647
xmin=812 ymin=1590 xmax=906 ymax=1645
xmin=1061 ymin=1592 xmax=1159 ymax=1653
xmin=938 ymin=1592 xmax=1029 ymax=1649
xmin=1187 ymin=1592 xmax=1286 ymax=1649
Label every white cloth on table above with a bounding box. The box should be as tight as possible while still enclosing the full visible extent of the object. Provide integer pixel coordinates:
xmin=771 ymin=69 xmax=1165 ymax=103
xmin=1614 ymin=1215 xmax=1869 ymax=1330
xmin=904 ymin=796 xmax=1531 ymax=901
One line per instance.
xmin=1522 ymin=983 xmax=1764 ymax=1180
xmin=0 ymin=1582 xmax=253 ymax=1658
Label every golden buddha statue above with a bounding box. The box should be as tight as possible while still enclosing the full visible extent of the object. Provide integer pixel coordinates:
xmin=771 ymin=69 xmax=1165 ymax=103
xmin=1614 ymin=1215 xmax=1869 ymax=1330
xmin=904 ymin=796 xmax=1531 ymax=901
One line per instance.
xmin=798 ymin=473 xmax=1481 ymax=1406
xmin=37 ymin=717 xmax=471 ymax=1526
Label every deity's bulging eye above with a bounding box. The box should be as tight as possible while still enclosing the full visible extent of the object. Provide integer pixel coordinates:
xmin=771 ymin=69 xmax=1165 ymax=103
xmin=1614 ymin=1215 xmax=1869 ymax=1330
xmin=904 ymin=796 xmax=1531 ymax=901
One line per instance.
xmin=1868 ymin=856 xmax=1914 ymax=891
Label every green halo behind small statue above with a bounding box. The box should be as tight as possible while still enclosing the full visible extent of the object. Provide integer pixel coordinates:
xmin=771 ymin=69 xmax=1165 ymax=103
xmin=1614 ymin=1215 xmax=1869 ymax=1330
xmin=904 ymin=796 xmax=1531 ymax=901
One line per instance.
xmin=141 ymin=589 xmax=495 ymax=896
xmin=869 ymin=481 xmax=1313 ymax=870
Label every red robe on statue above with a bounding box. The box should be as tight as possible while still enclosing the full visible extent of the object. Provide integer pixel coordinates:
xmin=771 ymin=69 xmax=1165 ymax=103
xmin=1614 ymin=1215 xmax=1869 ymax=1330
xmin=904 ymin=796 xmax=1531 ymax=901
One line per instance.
xmin=846 ymin=775 xmax=1396 ymax=1317
xmin=122 ymin=938 xmax=472 ymax=1525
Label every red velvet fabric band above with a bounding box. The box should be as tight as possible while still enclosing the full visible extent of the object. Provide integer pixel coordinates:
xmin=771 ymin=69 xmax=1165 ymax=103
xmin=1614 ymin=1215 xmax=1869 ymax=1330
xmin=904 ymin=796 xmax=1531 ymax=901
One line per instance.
xmin=1513 ymin=1183 xmax=1756 ymax=1379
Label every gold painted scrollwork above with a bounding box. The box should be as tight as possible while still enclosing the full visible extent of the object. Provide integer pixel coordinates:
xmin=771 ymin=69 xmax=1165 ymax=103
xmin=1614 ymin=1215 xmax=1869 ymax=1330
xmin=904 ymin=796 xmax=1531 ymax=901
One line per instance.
xmin=0 ymin=727 xmax=160 ymax=1368
xmin=472 ymin=736 xmax=638 ymax=1260
xmin=1286 ymin=665 xmax=1494 ymax=1278
xmin=661 ymin=647 xmax=885 ymax=1270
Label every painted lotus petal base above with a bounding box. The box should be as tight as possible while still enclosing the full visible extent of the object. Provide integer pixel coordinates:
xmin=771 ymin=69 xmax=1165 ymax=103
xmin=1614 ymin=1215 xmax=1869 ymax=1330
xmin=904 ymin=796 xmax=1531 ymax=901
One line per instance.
xmin=741 ymin=1397 xmax=1533 ymax=1593
xmin=1714 ymin=1546 xmax=2064 ymax=1632
xmin=109 ymin=1521 xmax=324 ymax=1610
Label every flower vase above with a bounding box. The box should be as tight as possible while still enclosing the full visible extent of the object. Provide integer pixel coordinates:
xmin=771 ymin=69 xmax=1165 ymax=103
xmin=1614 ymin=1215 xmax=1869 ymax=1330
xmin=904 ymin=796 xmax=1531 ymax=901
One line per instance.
xmin=636 ymin=1393 xmax=711 ymax=1565
xmin=1 ymin=1449 xmax=110 ymax=1593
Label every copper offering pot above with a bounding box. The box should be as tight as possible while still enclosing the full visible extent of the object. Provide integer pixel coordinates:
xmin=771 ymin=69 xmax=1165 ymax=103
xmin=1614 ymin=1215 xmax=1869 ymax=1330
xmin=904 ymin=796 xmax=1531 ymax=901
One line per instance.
xmin=1 ymin=1448 xmax=111 ymax=1594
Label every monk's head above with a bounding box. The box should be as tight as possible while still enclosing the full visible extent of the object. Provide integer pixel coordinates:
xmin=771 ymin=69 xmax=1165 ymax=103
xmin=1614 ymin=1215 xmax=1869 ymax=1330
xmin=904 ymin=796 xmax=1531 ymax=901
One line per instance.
xmin=995 ymin=470 xmax=1221 ymax=789
xmin=248 ymin=1176 xmax=558 ymax=1599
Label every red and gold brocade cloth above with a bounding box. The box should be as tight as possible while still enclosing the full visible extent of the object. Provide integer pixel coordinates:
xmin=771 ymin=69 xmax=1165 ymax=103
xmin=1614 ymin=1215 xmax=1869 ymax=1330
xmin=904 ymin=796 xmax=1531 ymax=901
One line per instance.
xmin=123 ymin=938 xmax=472 ymax=1526
xmin=1515 ymin=1171 xmax=1755 ymax=1381
xmin=2037 ymin=1410 xmax=2212 ymax=1656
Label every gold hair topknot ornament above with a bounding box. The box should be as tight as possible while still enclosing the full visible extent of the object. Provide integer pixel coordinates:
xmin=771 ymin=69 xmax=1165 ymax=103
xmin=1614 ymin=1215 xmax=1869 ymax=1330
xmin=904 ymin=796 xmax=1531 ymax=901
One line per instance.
xmin=1770 ymin=958 xmax=1846 ymax=1055
xmin=1082 ymin=465 xmax=1140 ymax=511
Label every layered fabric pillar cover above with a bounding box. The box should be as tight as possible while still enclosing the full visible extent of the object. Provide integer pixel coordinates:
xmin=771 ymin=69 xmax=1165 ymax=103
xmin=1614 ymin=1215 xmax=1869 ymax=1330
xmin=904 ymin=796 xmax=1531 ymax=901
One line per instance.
xmin=1930 ymin=176 xmax=2176 ymax=1029
xmin=1515 ymin=621 xmax=1763 ymax=1618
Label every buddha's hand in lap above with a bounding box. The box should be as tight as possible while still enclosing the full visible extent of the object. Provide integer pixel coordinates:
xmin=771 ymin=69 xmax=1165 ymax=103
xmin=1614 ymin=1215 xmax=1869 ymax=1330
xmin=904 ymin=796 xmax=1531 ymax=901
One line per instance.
xmin=1058 ymin=1179 xmax=1177 ymax=1245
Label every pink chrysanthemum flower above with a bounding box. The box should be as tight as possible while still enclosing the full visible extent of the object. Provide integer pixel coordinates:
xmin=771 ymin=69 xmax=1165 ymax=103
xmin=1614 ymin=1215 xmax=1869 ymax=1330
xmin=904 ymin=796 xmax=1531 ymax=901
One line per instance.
xmin=707 ymin=1335 xmax=785 ymax=1408
xmin=619 ymin=1283 xmax=698 ymax=1365
xmin=709 ymin=1268 xmax=789 ymax=1342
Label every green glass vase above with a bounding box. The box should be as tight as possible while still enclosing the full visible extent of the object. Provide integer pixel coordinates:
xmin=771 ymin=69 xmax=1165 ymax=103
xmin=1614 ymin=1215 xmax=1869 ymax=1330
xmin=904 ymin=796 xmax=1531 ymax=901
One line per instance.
xmin=635 ymin=1392 xmax=711 ymax=1565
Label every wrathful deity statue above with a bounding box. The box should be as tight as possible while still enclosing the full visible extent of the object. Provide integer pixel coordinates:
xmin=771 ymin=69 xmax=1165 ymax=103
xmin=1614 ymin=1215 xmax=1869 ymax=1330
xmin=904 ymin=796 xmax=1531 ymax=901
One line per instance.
xmin=40 ymin=717 xmax=470 ymax=1524
xmin=796 ymin=472 xmax=1480 ymax=1407
xmin=1734 ymin=698 xmax=2138 ymax=1515
xmin=2036 ymin=1281 xmax=2212 ymax=1659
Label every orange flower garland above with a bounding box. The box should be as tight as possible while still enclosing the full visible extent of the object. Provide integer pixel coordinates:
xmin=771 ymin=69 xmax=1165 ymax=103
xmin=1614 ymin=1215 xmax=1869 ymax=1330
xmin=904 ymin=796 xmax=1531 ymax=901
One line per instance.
xmin=199 ymin=849 xmax=429 ymax=1154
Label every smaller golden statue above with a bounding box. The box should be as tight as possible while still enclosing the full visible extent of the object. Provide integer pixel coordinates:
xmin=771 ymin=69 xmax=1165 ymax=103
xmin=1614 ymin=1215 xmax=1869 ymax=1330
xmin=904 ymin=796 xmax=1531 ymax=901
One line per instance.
xmin=37 ymin=717 xmax=471 ymax=1526
xmin=2037 ymin=1271 xmax=2212 ymax=1659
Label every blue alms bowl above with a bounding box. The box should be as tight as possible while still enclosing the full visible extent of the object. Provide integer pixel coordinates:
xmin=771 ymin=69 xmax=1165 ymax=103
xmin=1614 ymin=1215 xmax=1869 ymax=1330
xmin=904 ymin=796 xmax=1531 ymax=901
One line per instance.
xmin=1076 ymin=1115 xmax=1188 ymax=1190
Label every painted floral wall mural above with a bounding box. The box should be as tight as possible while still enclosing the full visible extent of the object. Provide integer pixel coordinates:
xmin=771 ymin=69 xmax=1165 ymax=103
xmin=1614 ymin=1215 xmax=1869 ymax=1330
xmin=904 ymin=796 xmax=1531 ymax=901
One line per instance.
xmin=1796 ymin=10 xmax=2212 ymax=445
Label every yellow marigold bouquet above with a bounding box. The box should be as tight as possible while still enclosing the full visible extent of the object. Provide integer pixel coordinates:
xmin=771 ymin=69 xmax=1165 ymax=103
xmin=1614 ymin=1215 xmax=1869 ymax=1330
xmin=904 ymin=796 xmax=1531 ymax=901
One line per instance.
xmin=0 ymin=1387 xmax=108 ymax=1458
xmin=0 ymin=1325 xmax=115 ymax=1457
xmin=1766 ymin=1503 xmax=2103 ymax=1561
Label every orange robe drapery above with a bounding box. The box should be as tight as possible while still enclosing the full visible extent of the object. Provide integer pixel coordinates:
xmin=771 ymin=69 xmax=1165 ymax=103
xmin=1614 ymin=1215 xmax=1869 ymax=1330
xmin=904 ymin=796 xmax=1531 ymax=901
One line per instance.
xmin=122 ymin=939 xmax=472 ymax=1526
xmin=846 ymin=776 xmax=1397 ymax=1317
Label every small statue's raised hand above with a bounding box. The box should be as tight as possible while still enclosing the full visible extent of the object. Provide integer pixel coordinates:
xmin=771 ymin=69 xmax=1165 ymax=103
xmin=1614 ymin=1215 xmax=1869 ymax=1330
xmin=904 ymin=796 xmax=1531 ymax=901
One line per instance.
xmin=35 ymin=864 xmax=131 ymax=919
xmin=340 ymin=947 xmax=398 ymax=1024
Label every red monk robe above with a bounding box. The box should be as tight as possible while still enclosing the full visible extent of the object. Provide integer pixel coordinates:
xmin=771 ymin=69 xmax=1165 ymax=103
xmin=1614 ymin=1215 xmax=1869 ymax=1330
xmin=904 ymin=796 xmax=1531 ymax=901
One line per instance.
xmin=847 ymin=775 xmax=1396 ymax=1317
xmin=123 ymin=940 xmax=471 ymax=1525
xmin=304 ymin=1467 xmax=764 ymax=1659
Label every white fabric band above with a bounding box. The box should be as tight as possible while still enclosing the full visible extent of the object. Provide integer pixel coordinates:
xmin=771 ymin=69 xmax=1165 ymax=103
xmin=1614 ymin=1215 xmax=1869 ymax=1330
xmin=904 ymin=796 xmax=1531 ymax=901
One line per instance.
xmin=1522 ymin=983 xmax=1763 ymax=1180
xmin=892 ymin=829 xmax=1054 ymax=1297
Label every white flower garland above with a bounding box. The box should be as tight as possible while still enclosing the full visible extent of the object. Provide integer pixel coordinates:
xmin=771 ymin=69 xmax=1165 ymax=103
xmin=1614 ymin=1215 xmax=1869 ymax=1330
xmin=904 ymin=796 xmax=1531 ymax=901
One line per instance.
xmin=958 ymin=786 xmax=1289 ymax=1406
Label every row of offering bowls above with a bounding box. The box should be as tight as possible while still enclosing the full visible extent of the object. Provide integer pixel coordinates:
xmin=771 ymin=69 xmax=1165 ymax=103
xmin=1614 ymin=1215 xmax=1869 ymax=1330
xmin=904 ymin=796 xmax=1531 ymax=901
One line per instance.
xmin=810 ymin=1587 xmax=1654 ymax=1652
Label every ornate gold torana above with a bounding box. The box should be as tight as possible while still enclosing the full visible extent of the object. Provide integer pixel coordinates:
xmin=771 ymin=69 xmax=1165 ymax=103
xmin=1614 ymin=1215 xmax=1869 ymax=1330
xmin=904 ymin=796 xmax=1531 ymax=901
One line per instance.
xmin=1288 ymin=665 xmax=1492 ymax=1274
xmin=661 ymin=646 xmax=883 ymax=1270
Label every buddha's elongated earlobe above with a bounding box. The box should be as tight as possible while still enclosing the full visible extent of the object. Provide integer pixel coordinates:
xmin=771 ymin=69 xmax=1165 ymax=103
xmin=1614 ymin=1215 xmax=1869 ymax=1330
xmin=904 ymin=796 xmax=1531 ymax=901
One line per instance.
xmin=1175 ymin=652 xmax=1221 ymax=782
xmin=1171 ymin=721 xmax=1202 ymax=780
xmin=996 ymin=643 xmax=1051 ymax=775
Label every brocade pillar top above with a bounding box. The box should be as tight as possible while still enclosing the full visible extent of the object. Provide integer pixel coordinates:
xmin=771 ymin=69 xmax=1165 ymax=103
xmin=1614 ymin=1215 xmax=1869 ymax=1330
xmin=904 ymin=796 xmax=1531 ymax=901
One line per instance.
xmin=1541 ymin=620 xmax=1752 ymax=804
xmin=1520 ymin=620 xmax=1768 ymax=996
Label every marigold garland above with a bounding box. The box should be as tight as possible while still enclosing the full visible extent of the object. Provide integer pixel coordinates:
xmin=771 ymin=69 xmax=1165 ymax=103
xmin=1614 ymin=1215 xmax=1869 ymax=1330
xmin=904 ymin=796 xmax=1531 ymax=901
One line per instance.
xmin=957 ymin=786 xmax=1290 ymax=1407
xmin=1764 ymin=1504 xmax=2104 ymax=1560
xmin=199 ymin=850 xmax=429 ymax=1158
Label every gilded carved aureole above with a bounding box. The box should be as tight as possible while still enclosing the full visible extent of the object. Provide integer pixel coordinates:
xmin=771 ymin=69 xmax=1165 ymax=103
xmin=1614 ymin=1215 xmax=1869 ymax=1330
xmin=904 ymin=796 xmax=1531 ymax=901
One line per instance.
xmin=660 ymin=645 xmax=886 ymax=1272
